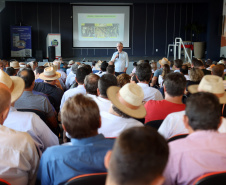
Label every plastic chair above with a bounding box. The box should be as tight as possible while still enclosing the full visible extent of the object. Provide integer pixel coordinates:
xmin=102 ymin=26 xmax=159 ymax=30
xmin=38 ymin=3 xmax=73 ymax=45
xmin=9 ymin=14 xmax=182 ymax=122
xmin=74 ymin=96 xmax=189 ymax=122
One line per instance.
xmin=65 ymin=173 xmax=107 ymax=185
xmin=193 ymin=171 xmax=226 ymax=185
xmin=0 ymin=178 xmax=10 ymax=185
xmin=145 ymin=120 xmax=163 ymax=130
xmin=17 ymin=109 xmax=47 ymax=123
xmin=168 ymin=134 xmax=188 ymax=143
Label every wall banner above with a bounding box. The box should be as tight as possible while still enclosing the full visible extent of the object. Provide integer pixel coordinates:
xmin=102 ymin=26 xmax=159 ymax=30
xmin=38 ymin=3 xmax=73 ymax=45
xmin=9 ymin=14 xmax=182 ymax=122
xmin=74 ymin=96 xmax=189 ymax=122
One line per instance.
xmin=11 ymin=26 xmax=32 ymax=57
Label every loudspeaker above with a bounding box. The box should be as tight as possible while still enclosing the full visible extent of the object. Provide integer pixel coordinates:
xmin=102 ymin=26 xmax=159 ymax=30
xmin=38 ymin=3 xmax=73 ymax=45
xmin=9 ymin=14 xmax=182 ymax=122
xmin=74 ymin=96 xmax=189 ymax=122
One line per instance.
xmin=36 ymin=50 xmax=43 ymax=62
xmin=48 ymin=46 xmax=55 ymax=62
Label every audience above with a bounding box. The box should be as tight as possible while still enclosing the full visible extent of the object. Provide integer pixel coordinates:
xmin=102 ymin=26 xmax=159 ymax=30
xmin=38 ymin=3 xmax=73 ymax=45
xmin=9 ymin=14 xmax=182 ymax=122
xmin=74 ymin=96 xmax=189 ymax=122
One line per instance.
xmin=163 ymin=92 xmax=226 ymax=185
xmin=98 ymin=83 xmax=145 ymax=138
xmin=0 ymin=70 xmax=39 ymax=185
xmin=136 ymin=62 xmax=163 ymax=102
xmin=145 ymin=72 xmax=186 ymax=123
xmin=1 ymin=56 xmax=225 ymax=185
xmin=158 ymin=75 xmax=226 ymax=139
xmin=37 ymin=94 xmax=115 ymax=185
xmin=105 ymin=127 xmax=169 ymax=185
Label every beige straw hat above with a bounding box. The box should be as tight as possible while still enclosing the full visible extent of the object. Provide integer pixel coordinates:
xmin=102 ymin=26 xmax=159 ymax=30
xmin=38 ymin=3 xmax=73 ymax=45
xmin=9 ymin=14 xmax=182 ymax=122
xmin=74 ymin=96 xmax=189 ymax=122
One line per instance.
xmin=0 ymin=69 xmax=25 ymax=103
xmin=188 ymin=75 xmax=226 ymax=104
xmin=158 ymin=57 xmax=170 ymax=66
xmin=107 ymin=83 xmax=146 ymax=118
xmin=39 ymin=67 xmax=61 ymax=81
xmin=10 ymin=61 xmax=21 ymax=69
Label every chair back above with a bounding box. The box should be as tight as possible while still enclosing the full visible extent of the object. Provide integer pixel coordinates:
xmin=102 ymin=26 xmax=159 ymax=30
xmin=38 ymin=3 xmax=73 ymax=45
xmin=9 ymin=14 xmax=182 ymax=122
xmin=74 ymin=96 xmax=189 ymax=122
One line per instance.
xmin=193 ymin=171 xmax=226 ymax=185
xmin=17 ymin=109 xmax=47 ymax=123
xmin=168 ymin=134 xmax=188 ymax=143
xmin=145 ymin=120 xmax=163 ymax=130
xmin=0 ymin=178 xmax=10 ymax=185
xmin=65 ymin=173 xmax=107 ymax=185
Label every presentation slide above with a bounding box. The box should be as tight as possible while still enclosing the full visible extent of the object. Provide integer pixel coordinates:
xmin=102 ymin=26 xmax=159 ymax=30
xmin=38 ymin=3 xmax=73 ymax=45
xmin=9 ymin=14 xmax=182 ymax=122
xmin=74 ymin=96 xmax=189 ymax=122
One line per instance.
xmin=73 ymin=6 xmax=130 ymax=48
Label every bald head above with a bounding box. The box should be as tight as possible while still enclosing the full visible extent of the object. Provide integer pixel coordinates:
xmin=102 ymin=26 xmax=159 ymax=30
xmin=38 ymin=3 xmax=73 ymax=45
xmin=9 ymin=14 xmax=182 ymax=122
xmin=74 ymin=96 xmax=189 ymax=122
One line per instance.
xmin=0 ymin=83 xmax=11 ymax=124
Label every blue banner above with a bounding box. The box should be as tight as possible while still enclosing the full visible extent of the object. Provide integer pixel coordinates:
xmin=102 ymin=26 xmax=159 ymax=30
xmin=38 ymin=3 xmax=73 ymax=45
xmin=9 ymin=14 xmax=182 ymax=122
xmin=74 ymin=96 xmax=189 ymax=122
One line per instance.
xmin=11 ymin=26 xmax=32 ymax=57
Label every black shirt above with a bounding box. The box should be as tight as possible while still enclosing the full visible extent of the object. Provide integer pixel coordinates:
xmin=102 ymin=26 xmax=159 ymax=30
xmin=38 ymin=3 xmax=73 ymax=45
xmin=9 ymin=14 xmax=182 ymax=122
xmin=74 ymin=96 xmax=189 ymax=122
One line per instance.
xmin=34 ymin=82 xmax=64 ymax=112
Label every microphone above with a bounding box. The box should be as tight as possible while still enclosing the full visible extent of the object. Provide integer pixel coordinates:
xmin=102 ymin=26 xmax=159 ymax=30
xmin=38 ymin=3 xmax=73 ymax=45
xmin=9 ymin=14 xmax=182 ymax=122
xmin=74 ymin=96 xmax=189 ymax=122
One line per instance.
xmin=117 ymin=52 xmax=119 ymax=58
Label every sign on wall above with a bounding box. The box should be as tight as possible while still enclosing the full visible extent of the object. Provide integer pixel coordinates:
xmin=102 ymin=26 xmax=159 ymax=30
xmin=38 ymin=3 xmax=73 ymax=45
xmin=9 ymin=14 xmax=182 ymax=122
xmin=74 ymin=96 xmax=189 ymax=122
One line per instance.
xmin=46 ymin=33 xmax=61 ymax=58
xmin=10 ymin=26 xmax=32 ymax=57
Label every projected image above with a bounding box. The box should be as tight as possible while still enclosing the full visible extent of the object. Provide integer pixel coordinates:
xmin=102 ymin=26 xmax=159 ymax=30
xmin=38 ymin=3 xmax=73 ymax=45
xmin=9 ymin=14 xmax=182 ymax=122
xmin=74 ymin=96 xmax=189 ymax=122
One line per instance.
xmin=81 ymin=23 xmax=119 ymax=38
xmin=73 ymin=6 xmax=130 ymax=47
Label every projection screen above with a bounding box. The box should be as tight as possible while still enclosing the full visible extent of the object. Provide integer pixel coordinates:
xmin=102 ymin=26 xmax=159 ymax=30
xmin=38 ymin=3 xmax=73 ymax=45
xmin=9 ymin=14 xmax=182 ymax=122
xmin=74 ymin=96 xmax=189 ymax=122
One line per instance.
xmin=73 ymin=6 xmax=130 ymax=48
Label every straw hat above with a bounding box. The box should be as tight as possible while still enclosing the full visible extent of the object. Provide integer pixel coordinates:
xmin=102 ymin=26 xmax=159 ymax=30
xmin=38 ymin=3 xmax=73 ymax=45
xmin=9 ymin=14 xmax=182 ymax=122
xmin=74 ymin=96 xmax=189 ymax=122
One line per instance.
xmin=0 ymin=69 xmax=25 ymax=103
xmin=159 ymin=57 xmax=170 ymax=66
xmin=39 ymin=67 xmax=61 ymax=81
xmin=10 ymin=61 xmax=21 ymax=69
xmin=188 ymin=75 xmax=226 ymax=104
xmin=107 ymin=83 xmax=146 ymax=118
xmin=95 ymin=60 xmax=102 ymax=70
xmin=68 ymin=60 xmax=75 ymax=67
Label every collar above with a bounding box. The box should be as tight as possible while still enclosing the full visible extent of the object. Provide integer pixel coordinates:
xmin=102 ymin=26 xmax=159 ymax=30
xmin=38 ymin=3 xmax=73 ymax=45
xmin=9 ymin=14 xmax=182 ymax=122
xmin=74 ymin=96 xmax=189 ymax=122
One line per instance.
xmin=137 ymin=83 xmax=149 ymax=87
xmin=77 ymin=85 xmax=85 ymax=89
xmin=71 ymin=134 xmax=105 ymax=146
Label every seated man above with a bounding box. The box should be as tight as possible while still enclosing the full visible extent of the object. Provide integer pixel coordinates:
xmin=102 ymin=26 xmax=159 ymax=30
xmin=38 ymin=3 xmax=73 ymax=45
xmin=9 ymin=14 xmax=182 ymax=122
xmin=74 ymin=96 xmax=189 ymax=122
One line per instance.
xmin=65 ymin=62 xmax=80 ymax=89
xmin=37 ymin=94 xmax=115 ymax=185
xmin=173 ymin=59 xmax=183 ymax=73
xmin=60 ymin=67 xmax=90 ymax=109
xmin=105 ymin=127 xmax=169 ymax=185
xmin=84 ymin=73 xmax=100 ymax=96
xmin=87 ymin=74 xmax=117 ymax=112
xmin=15 ymin=68 xmax=58 ymax=130
xmin=145 ymin=73 xmax=186 ymax=123
xmin=95 ymin=61 xmax=108 ymax=77
xmin=0 ymin=73 xmax=39 ymax=185
xmin=34 ymin=67 xmax=64 ymax=112
xmin=163 ymin=92 xmax=226 ymax=185
xmin=98 ymin=83 xmax=145 ymax=138
xmin=192 ymin=58 xmax=211 ymax=75
xmin=136 ymin=62 xmax=163 ymax=102
xmin=34 ymin=66 xmax=45 ymax=82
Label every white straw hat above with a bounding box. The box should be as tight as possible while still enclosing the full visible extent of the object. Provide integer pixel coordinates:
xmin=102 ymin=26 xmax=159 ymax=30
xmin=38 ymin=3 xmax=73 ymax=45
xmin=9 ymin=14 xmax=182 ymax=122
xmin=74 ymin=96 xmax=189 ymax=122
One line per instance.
xmin=10 ymin=61 xmax=21 ymax=69
xmin=0 ymin=69 xmax=25 ymax=103
xmin=107 ymin=83 xmax=146 ymax=118
xmin=188 ymin=75 xmax=226 ymax=104
xmin=39 ymin=67 xmax=61 ymax=81
xmin=159 ymin=57 xmax=170 ymax=66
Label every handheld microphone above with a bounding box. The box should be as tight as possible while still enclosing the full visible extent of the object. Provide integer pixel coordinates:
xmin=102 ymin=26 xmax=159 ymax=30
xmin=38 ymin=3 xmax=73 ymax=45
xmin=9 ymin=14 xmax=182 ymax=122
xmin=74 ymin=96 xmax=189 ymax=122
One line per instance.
xmin=117 ymin=52 xmax=119 ymax=58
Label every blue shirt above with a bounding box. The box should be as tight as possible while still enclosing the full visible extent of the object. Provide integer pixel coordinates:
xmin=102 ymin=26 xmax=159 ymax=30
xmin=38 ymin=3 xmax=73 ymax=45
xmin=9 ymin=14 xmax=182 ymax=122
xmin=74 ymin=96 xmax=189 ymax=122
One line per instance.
xmin=37 ymin=134 xmax=115 ymax=185
xmin=154 ymin=68 xmax=163 ymax=77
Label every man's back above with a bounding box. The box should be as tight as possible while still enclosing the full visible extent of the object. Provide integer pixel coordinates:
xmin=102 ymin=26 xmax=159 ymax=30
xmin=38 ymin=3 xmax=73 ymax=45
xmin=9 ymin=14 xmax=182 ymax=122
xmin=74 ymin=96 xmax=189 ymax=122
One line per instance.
xmin=37 ymin=134 xmax=114 ymax=185
xmin=145 ymin=100 xmax=185 ymax=123
xmin=0 ymin=125 xmax=39 ymax=185
xmin=164 ymin=131 xmax=226 ymax=185
xmin=34 ymin=82 xmax=63 ymax=112
xmin=99 ymin=111 xmax=143 ymax=138
xmin=4 ymin=106 xmax=59 ymax=153
xmin=137 ymin=83 xmax=163 ymax=101
xmin=15 ymin=91 xmax=54 ymax=118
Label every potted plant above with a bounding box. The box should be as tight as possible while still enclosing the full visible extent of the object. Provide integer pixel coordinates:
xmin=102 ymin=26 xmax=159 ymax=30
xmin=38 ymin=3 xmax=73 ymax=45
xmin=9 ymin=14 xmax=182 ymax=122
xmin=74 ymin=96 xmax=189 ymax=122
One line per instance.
xmin=185 ymin=23 xmax=206 ymax=59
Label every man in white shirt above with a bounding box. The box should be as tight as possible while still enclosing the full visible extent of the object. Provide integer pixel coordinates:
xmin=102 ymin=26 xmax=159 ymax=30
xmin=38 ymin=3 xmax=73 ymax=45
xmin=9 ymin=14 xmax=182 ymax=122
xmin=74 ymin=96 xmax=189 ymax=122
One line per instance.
xmin=98 ymin=83 xmax=146 ymax=138
xmin=111 ymin=42 xmax=129 ymax=74
xmin=95 ymin=61 xmax=108 ymax=77
xmin=60 ymin=66 xmax=90 ymax=109
xmin=66 ymin=60 xmax=75 ymax=75
xmin=65 ymin=62 xmax=80 ymax=89
xmin=86 ymin=74 xmax=117 ymax=112
xmin=0 ymin=70 xmax=39 ymax=185
xmin=136 ymin=62 xmax=163 ymax=102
